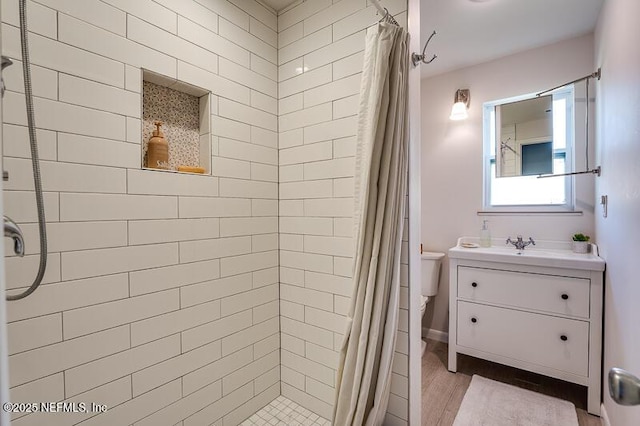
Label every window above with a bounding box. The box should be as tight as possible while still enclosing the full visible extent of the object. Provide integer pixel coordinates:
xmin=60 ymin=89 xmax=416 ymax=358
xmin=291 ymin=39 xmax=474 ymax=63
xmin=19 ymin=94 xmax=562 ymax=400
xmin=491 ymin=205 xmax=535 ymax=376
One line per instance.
xmin=483 ymin=88 xmax=574 ymax=211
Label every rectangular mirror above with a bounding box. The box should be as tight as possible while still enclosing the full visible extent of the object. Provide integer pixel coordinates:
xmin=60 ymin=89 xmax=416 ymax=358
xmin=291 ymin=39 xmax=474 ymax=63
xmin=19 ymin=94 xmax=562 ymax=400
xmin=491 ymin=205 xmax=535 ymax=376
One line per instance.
xmin=495 ymin=95 xmax=554 ymax=177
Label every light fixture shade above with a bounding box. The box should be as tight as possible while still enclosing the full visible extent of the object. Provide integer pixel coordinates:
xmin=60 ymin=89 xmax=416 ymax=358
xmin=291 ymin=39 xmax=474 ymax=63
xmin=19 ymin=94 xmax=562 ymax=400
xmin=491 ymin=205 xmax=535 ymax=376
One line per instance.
xmin=449 ymin=88 xmax=470 ymax=120
xmin=450 ymin=101 xmax=468 ymax=120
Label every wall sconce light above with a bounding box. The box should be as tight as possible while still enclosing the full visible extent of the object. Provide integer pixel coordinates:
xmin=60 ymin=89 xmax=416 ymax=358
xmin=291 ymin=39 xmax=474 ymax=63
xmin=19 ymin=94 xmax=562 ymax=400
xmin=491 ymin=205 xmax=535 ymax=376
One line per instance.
xmin=449 ymin=89 xmax=470 ymax=120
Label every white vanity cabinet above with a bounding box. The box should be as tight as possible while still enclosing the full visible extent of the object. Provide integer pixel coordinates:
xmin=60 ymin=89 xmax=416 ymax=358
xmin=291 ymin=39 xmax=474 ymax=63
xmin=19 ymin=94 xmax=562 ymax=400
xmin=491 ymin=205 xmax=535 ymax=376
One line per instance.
xmin=448 ymin=241 xmax=605 ymax=415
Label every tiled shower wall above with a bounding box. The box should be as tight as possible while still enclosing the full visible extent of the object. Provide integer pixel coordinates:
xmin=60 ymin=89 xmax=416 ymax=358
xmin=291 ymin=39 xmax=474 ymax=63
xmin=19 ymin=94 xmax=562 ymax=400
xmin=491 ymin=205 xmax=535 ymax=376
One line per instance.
xmin=2 ymin=0 xmax=279 ymax=424
xmin=276 ymin=0 xmax=410 ymax=423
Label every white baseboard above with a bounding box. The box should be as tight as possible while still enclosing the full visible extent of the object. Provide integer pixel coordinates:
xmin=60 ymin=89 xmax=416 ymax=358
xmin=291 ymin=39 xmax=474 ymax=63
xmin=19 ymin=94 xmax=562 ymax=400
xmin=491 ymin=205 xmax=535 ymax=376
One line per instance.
xmin=422 ymin=327 xmax=448 ymax=343
xmin=600 ymin=403 xmax=610 ymax=426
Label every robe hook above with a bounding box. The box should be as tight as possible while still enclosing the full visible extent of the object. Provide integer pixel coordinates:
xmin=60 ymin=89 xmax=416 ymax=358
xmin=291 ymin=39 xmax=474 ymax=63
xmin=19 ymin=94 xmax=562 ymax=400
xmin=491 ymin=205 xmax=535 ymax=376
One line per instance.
xmin=412 ymin=30 xmax=437 ymax=66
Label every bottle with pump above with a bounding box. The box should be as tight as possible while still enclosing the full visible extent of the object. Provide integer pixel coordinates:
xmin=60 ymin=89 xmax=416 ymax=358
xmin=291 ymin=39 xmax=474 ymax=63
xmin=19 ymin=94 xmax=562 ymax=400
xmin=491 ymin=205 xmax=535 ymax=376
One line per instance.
xmin=146 ymin=121 xmax=169 ymax=170
xmin=480 ymin=220 xmax=491 ymax=247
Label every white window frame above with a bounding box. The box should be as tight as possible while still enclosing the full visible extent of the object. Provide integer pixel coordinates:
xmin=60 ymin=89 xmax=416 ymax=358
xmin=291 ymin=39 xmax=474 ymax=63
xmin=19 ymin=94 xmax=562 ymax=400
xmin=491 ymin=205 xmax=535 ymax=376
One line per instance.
xmin=482 ymin=87 xmax=575 ymax=212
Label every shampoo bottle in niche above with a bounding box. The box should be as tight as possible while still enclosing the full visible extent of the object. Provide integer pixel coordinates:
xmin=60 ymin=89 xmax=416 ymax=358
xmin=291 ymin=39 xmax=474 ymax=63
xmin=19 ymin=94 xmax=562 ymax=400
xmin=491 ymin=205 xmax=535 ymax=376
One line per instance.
xmin=146 ymin=120 xmax=169 ymax=170
xmin=480 ymin=220 xmax=491 ymax=247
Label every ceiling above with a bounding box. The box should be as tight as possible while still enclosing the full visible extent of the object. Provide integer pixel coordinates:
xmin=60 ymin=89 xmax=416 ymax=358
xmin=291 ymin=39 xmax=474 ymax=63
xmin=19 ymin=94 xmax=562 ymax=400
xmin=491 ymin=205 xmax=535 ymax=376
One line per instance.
xmin=419 ymin=0 xmax=604 ymax=78
xmin=260 ymin=0 xmax=299 ymax=13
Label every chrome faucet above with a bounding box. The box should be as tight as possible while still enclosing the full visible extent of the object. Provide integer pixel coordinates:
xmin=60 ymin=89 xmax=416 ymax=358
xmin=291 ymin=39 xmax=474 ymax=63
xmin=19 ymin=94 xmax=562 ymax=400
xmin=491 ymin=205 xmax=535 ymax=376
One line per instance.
xmin=4 ymin=216 xmax=25 ymax=257
xmin=506 ymin=235 xmax=535 ymax=251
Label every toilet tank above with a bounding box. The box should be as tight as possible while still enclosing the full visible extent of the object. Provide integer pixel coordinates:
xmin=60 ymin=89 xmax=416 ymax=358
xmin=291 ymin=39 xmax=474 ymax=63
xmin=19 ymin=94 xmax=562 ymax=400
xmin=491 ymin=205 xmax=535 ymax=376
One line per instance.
xmin=421 ymin=251 xmax=445 ymax=296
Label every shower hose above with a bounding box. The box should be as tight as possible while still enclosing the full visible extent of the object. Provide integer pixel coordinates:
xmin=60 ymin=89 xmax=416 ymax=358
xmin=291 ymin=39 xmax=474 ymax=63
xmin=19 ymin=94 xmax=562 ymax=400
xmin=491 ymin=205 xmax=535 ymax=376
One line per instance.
xmin=6 ymin=0 xmax=47 ymax=301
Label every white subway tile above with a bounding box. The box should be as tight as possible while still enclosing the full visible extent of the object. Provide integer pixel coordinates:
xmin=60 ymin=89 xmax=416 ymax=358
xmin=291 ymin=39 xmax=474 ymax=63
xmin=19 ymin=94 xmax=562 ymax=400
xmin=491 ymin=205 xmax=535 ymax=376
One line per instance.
xmin=281 ymin=365 xmax=305 ymax=390
xmin=387 ymin=393 xmax=408 ymax=421
xmin=304 ymin=235 xmax=352 ymax=257
xmin=60 ymin=193 xmax=177 ymax=221
xmin=279 ymin=200 xmax=304 ymax=217
xmin=281 ymin=332 xmax=305 ymax=356
xmin=305 ymin=376 xmax=335 ymax=405
xmin=184 ymin=382 xmax=253 ymax=426
xmin=65 ymin=334 xmax=180 ymax=397
xmin=190 ymin=0 xmax=250 ymax=30
xmin=130 ymin=259 xmax=220 ymax=296
xmin=390 ymin=372 xmax=409 ymax=399
xmin=279 ymin=217 xmax=333 ymax=236
xmin=154 ymin=0 xmax=219 ymax=34
xmin=334 ymin=93 xmax=360 ymax=118
xmin=3 ymin=191 xmax=58 ymax=224
xmin=129 ymin=16 xmax=218 ymax=73
xmin=126 ymin=117 xmax=141 ymax=143
xmin=253 ymin=299 xmax=279 ymax=323
xmin=303 ymin=0 xmax=363 ymax=36
xmin=8 ymin=326 xmax=129 ymax=387
xmin=304 ymin=74 xmax=360 ymax=108
xmin=252 ymin=266 xmax=278 ymax=288
xmin=251 ymin=126 xmax=278 ymax=149
xmin=4 ymin=158 xmax=126 ymax=194
xmin=305 ymin=271 xmax=352 ymax=297
xmin=255 ymin=365 xmax=279 ymax=394
xmin=304 ymin=31 xmax=365 ymax=71
xmin=281 ymin=251 xmax=333 ymax=274
xmin=281 ymin=300 xmax=304 ymax=322
xmin=229 ymin=0 xmax=276 ymax=32
xmin=179 ymin=196 xmax=251 ymax=218
xmin=221 ymin=316 xmax=278 ymax=356
xmin=278 ymin=0 xmax=332 ymax=32
xmin=220 ymin=284 xmax=277 ymax=317
xmin=334 ymin=255 xmax=353 ymax=277
xmin=211 ymin=157 xmax=250 ymax=179
xmin=334 ymin=177 xmax=355 ymax=197
xmin=1 ymin=0 xmax=57 ymax=39
xmin=280 ymin=141 xmax=332 ymax=165
xmin=279 ymin=93 xmax=303 ymax=115
xmin=219 ymin=217 xmax=277 ymax=237
xmin=59 ymin=377 xmax=132 ymax=426
xmin=179 ymin=236 xmax=251 ymax=263
xmin=102 ymin=0 xmax=177 ymax=33
xmin=281 ymin=284 xmax=333 ymax=312
xmin=254 ymin=333 xmax=279 ymax=359
xmin=3 ymin=125 xmax=56 ymax=161
xmin=2 ymin=25 xmax=124 ymax=88
xmin=281 ymin=349 xmax=334 ymax=385
xmin=178 ymin=61 xmax=250 ymax=105
xmin=305 ymin=306 xmax=345 ymax=334
xmin=4 ymin=93 xmax=125 ymax=141
xmin=280 ymin=180 xmax=333 ymax=200
xmin=279 ymin=64 xmax=332 ymax=98
xmin=57 ymin=133 xmax=139 ymax=169
xmin=9 ymin=374 xmax=64 ymax=414
xmin=35 ymin=0 xmax=126 ymax=35
xmin=280 ymin=164 xmax=303 ymax=182
xmin=181 ymin=311 xmax=251 ymax=352
xmin=304 ymin=198 xmax=353 ymax=217
xmin=219 ymin=18 xmax=276 ymax=64
xmin=219 ymin=178 xmax=278 ymax=199
xmin=219 ymin=98 xmax=277 ymax=132
xmin=280 ymin=267 xmax=304 ymax=286
xmin=251 ymin=89 xmax=278 ymax=114
xmin=278 ymin=58 xmax=304 ymax=82
xmin=212 ymin=116 xmax=251 ymax=142
xmin=16 ymin=221 xmax=128 ymax=254
xmin=333 ymin=0 xmax=404 ymax=41
xmin=177 ymin=16 xmax=258 ymax=70
xmin=251 ymin=199 xmax=278 ymax=216
xmin=7 ymin=314 xmax=62 ymax=356
xmin=251 ymin=163 xmax=278 ymax=182
xmin=279 ymin=102 xmax=332 ymax=132
xmin=223 ymin=350 xmax=278 ymax=395
xmin=219 ymin=57 xmax=277 ymax=98
xmin=59 ymin=74 xmax=140 ymax=117
xmin=182 ymin=346 xmax=253 ymax=396
xmin=333 ymin=51 xmax=365 ymax=80
xmin=181 ymin=272 xmax=253 ymax=308
xmin=278 ymin=22 xmax=303 ymax=48
xmin=81 ymin=380 xmax=181 ymax=426
xmin=128 ymin=169 xmax=218 ymax=197
xmin=61 ymin=243 xmax=179 ymax=281
xmin=132 ymin=339 xmax=221 ymax=396
xmin=280 ymin=234 xmax=303 ymax=251
xmin=3 ymin=60 xmax=58 ymax=100
xmin=334 ymin=294 xmax=350 ymax=315
xmin=63 ymin=289 xmax=179 ymax=339
xmin=304 ymin=157 xmax=354 ymax=180
xmin=6 ymin=274 xmax=128 ymax=322
xmin=334 ymin=135 xmax=357 ymax=158
xmin=304 ymin=116 xmax=357 ymax=144
xmin=279 ymin=128 xmax=303 ymax=149
xmin=249 ymin=18 xmax=277 ymax=49
xmin=129 ymin=218 xmax=220 ymax=245
xmin=220 ymin=250 xmax=278 ymax=277
xmin=131 ymin=300 xmax=221 ymax=346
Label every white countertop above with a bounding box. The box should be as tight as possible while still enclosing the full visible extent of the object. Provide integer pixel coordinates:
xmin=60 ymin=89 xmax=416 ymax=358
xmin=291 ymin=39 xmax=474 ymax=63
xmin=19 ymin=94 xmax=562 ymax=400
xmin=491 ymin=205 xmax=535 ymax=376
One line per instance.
xmin=449 ymin=237 xmax=606 ymax=271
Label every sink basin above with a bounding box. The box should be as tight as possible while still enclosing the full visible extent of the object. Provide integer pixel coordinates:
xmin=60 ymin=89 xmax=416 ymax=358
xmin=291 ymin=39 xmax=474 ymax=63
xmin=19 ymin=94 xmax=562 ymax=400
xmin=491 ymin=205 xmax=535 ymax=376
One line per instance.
xmin=449 ymin=237 xmax=605 ymax=271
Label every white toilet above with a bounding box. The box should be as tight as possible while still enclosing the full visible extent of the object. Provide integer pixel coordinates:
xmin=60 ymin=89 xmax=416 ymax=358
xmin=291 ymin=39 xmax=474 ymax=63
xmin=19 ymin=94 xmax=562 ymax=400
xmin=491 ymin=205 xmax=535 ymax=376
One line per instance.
xmin=420 ymin=251 xmax=445 ymax=355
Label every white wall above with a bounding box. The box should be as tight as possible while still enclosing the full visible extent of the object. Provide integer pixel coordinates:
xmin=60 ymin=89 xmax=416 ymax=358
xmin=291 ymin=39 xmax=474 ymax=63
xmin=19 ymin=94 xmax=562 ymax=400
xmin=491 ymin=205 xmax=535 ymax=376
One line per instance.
xmin=421 ymin=34 xmax=596 ymax=334
xmin=1 ymin=1 xmax=279 ymax=424
xmin=594 ymin=0 xmax=640 ymax=424
xmin=276 ymin=0 xmax=410 ymax=423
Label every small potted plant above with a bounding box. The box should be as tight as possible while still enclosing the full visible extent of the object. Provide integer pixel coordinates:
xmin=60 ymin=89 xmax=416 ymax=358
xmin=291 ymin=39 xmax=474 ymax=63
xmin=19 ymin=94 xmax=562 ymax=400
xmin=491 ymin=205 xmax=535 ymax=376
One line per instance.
xmin=572 ymin=233 xmax=591 ymax=253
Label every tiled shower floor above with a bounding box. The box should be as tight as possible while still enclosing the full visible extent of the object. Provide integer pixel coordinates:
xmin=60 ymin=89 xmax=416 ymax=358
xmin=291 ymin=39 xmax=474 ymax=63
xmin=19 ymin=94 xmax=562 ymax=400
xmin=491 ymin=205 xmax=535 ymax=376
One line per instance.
xmin=241 ymin=396 xmax=331 ymax=426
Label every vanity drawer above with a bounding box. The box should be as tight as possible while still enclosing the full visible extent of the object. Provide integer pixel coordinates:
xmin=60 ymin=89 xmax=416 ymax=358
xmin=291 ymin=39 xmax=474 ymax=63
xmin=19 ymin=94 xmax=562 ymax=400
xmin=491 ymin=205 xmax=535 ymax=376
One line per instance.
xmin=458 ymin=266 xmax=590 ymax=318
xmin=457 ymin=301 xmax=589 ymax=377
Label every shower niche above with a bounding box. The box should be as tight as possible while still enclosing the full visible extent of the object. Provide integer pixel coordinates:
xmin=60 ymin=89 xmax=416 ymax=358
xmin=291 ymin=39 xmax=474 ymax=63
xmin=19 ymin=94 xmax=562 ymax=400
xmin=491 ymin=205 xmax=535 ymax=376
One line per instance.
xmin=141 ymin=69 xmax=212 ymax=175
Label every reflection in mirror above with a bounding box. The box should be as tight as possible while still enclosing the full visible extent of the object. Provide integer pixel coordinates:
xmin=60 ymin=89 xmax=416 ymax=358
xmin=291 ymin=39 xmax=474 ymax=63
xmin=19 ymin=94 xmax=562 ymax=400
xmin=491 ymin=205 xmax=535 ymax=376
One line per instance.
xmin=496 ymin=96 xmax=553 ymax=177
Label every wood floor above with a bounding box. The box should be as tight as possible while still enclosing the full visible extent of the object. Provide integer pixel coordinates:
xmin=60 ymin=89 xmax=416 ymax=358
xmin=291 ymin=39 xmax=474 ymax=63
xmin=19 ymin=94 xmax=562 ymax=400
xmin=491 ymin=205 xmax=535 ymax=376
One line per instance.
xmin=421 ymin=339 xmax=602 ymax=426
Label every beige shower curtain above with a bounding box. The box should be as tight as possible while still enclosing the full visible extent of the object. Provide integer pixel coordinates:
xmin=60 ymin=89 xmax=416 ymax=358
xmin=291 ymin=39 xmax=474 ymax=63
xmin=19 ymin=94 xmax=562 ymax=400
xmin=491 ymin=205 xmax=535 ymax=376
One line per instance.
xmin=333 ymin=22 xmax=409 ymax=426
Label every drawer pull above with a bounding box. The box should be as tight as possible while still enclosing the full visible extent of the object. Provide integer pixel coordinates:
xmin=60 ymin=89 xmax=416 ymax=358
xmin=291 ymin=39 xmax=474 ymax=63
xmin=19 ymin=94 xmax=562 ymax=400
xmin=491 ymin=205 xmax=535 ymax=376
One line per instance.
xmin=471 ymin=282 xmax=478 ymax=288
xmin=471 ymin=317 xmax=478 ymax=324
xmin=560 ymin=334 xmax=568 ymax=341
xmin=561 ymin=293 xmax=569 ymax=300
